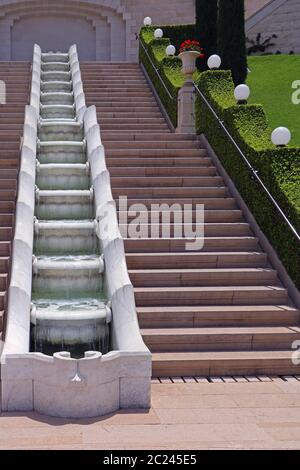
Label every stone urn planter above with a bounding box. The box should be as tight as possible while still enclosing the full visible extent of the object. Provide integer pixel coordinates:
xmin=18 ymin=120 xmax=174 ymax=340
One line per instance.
xmin=179 ymin=50 xmax=200 ymax=82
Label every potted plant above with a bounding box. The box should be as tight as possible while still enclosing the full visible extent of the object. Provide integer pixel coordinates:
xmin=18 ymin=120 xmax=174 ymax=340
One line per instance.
xmin=179 ymin=40 xmax=204 ymax=80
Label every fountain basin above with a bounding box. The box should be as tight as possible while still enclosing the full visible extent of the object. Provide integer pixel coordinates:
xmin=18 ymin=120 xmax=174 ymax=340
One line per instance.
xmin=41 ymin=92 xmax=74 ymax=105
xmin=41 ymin=104 xmax=75 ymax=120
xmin=42 ymin=53 xmax=69 ymax=63
xmin=32 ymin=255 xmax=104 ymax=295
xmin=34 ymin=220 xmax=97 ymax=254
xmin=35 ymin=189 xmax=94 ymax=219
xmin=31 ymin=322 xmax=110 ymax=356
xmin=36 ymin=163 xmax=90 ymax=190
xmin=38 ymin=141 xmax=86 ymax=164
xmin=38 ymin=121 xmax=83 ymax=142
xmin=32 ymin=297 xmax=108 ymax=314
xmin=42 ymin=71 xmax=71 ymax=81
xmin=41 ymin=81 xmax=72 ymax=92
xmin=31 ymin=303 xmax=110 ymax=354
xmin=42 ymin=62 xmax=70 ymax=72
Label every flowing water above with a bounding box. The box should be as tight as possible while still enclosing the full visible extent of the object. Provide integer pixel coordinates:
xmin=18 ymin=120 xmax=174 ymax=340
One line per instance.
xmin=30 ymin=51 xmax=110 ymax=358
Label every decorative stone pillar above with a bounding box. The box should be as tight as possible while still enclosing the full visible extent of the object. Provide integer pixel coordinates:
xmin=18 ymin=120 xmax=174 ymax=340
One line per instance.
xmin=108 ymin=15 xmax=126 ymax=61
xmin=176 ymin=50 xmax=199 ymax=134
xmin=176 ymin=81 xmax=196 ymax=134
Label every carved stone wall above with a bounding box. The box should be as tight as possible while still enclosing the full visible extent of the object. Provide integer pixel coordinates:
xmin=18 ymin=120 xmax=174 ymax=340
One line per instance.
xmin=0 ymin=0 xmax=195 ymax=61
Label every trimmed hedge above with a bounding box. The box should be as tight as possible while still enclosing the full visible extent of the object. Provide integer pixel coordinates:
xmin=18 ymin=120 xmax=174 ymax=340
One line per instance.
xmin=195 ymin=70 xmax=300 ymax=287
xmin=139 ymin=28 xmax=300 ymax=288
xmin=139 ymin=25 xmax=202 ymax=127
xmin=139 ymin=26 xmax=184 ymax=127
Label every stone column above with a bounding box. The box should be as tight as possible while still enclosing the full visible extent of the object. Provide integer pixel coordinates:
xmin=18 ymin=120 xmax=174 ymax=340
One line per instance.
xmin=0 ymin=18 xmax=13 ymax=61
xmin=95 ymin=19 xmax=110 ymax=61
xmin=176 ymin=81 xmax=196 ymax=134
xmin=109 ymin=15 xmax=126 ymax=61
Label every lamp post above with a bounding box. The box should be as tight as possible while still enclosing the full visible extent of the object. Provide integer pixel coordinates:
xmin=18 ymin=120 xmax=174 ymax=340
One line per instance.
xmin=271 ymin=127 xmax=291 ymax=147
xmin=154 ymin=28 xmax=163 ymax=39
xmin=166 ymin=45 xmax=176 ymax=57
xmin=143 ymin=17 xmax=152 ymax=26
xmin=207 ymin=54 xmax=221 ymax=70
xmin=234 ymin=84 xmax=250 ymax=104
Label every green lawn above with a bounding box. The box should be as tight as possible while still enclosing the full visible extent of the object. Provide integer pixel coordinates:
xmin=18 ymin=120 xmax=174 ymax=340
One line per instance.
xmin=247 ymin=55 xmax=300 ymax=147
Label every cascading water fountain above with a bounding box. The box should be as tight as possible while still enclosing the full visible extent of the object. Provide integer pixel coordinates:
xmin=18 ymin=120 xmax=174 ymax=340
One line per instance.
xmin=0 ymin=44 xmax=151 ymax=418
xmin=31 ymin=49 xmax=111 ymax=358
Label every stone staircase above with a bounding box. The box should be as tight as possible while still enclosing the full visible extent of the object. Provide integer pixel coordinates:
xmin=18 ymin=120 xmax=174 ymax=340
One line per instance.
xmin=82 ymin=62 xmax=300 ymax=377
xmin=0 ymin=61 xmax=30 ymax=338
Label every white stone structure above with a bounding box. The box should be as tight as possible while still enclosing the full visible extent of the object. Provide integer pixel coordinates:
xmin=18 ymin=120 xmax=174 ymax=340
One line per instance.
xmin=1 ymin=44 xmax=151 ymax=418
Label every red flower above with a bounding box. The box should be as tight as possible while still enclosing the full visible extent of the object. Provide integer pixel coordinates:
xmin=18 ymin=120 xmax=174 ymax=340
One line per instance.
xmin=179 ymin=39 xmax=204 ymax=56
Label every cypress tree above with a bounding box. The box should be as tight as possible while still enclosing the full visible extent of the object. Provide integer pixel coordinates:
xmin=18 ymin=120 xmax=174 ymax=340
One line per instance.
xmin=195 ymin=0 xmax=218 ymax=71
xmin=218 ymin=0 xmax=248 ymax=85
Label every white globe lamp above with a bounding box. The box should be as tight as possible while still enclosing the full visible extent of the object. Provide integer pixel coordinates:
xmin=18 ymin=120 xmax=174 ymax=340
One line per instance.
xmin=271 ymin=127 xmax=291 ymax=147
xmin=166 ymin=45 xmax=176 ymax=57
xmin=143 ymin=17 xmax=152 ymax=26
xmin=154 ymin=28 xmax=163 ymax=39
xmin=207 ymin=55 xmax=221 ymax=70
xmin=234 ymin=84 xmax=250 ymax=104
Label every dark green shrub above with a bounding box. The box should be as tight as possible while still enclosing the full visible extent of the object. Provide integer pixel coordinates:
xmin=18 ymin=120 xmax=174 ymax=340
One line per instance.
xmin=218 ymin=0 xmax=248 ymax=85
xmin=159 ymin=24 xmax=196 ymax=52
xmin=195 ymin=0 xmax=218 ymax=71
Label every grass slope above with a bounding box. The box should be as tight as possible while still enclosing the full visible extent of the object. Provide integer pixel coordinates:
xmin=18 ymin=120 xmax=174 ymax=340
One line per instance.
xmin=247 ymin=55 xmax=300 ymax=146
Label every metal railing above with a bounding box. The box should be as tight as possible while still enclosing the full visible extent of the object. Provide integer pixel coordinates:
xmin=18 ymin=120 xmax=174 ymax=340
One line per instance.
xmin=193 ymin=82 xmax=300 ymax=243
xmin=138 ymin=36 xmax=176 ymax=102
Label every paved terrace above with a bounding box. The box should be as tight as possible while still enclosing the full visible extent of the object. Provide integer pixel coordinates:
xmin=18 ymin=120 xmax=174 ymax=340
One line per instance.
xmin=1 ymin=377 xmax=300 ymax=450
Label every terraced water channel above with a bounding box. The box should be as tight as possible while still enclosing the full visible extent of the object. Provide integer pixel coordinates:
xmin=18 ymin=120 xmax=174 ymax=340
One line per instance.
xmin=30 ymin=51 xmax=111 ymax=358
